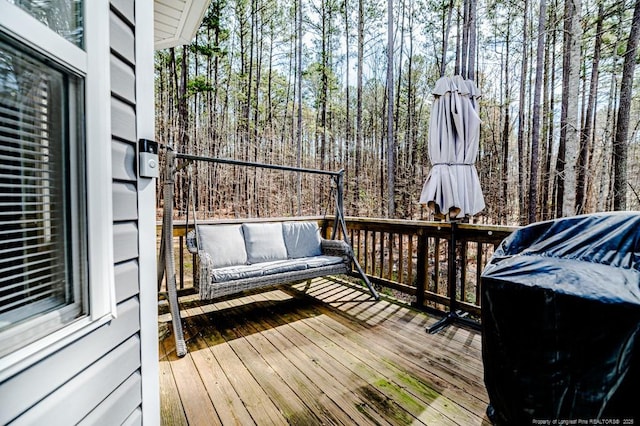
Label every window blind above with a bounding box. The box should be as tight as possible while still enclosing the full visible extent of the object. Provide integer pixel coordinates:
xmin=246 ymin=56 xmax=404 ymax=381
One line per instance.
xmin=0 ymin=37 xmax=79 ymax=331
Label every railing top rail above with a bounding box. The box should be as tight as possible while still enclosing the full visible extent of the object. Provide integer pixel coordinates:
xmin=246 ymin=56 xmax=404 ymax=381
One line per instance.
xmin=456 ymin=223 xmax=519 ymax=243
xmin=343 ymin=216 xmax=519 ymax=235
xmin=160 ymin=216 xmax=520 ymax=235
xmin=158 ymin=215 xmax=330 ymax=227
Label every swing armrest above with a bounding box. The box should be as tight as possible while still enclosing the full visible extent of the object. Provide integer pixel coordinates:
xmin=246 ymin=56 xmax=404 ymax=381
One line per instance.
xmin=321 ymin=239 xmax=351 ymax=260
xmin=186 ymin=230 xmax=198 ymax=254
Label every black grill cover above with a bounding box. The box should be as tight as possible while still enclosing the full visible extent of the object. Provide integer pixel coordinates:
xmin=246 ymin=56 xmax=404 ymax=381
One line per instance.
xmin=481 ymin=212 xmax=640 ymax=425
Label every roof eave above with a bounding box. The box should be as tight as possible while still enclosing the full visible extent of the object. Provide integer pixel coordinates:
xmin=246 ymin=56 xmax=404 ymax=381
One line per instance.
xmin=154 ymin=0 xmax=211 ymax=50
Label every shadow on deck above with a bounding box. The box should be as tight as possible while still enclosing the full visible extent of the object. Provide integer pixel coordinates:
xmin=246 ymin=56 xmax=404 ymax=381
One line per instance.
xmin=158 ymin=277 xmax=492 ymax=425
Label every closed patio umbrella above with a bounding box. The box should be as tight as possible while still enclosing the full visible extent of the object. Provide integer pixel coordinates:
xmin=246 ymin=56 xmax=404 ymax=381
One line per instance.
xmin=419 ymin=75 xmax=485 ymax=220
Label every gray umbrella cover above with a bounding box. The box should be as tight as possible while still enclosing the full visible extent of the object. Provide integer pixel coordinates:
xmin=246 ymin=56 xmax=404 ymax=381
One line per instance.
xmin=419 ymin=75 xmax=486 ymax=219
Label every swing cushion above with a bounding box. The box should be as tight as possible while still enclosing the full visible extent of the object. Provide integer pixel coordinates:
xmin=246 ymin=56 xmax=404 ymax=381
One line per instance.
xmin=283 ymin=221 xmax=323 ymax=259
xmin=242 ymin=222 xmax=288 ymax=264
xmin=207 ymin=255 xmax=347 ymax=284
xmin=198 ymin=224 xmax=247 ymax=268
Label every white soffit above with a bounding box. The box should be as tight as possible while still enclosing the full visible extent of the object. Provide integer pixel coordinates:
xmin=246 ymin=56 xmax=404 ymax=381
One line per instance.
xmin=154 ymin=0 xmax=211 ymax=50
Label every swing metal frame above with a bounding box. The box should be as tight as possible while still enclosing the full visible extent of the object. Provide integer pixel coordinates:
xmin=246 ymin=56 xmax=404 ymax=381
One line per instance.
xmin=158 ymin=147 xmax=379 ymax=357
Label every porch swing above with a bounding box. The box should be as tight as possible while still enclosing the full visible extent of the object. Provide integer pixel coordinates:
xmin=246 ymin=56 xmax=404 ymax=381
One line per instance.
xmin=158 ymin=147 xmax=379 ymax=357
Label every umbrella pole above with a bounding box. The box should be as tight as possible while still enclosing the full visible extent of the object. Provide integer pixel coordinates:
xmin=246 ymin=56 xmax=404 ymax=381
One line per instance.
xmin=427 ymin=220 xmax=459 ymax=333
xmin=427 ymin=219 xmax=480 ymax=333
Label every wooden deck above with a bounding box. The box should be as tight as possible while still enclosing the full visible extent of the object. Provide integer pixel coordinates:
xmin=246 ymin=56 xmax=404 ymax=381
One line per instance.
xmin=158 ymin=278 xmax=491 ymax=425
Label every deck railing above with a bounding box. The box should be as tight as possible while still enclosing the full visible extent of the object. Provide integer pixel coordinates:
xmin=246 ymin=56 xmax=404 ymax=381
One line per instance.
xmin=337 ymin=218 xmax=517 ymax=318
xmin=158 ymin=217 xmax=517 ymax=323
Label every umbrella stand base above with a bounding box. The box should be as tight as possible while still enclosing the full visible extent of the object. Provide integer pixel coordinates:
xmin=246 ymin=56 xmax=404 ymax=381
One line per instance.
xmin=426 ymin=310 xmax=480 ymax=334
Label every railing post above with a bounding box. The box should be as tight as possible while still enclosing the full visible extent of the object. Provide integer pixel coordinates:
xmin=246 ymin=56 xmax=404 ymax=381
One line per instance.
xmin=460 ymin=239 xmax=467 ymax=304
xmin=476 ymin=243 xmax=483 ymax=306
xmin=415 ymin=229 xmax=427 ymax=307
xmin=179 ymin=235 xmax=185 ymax=289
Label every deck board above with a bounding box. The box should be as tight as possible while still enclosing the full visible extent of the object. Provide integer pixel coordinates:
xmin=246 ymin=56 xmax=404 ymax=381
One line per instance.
xmin=228 ymin=306 xmax=362 ymax=425
xmin=158 ymin=355 xmax=188 ymax=426
xmin=159 ymin=278 xmax=492 ymax=425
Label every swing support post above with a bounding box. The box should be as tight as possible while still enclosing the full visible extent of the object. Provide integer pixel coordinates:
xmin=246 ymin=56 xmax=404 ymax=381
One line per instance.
xmin=333 ymin=171 xmax=379 ymax=300
xmin=158 ymin=147 xmax=187 ymax=357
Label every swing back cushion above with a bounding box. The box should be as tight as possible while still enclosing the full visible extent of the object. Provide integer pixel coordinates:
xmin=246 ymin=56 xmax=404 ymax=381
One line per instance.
xmin=242 ymin=223 xmax=288 ymax=263
xmin=282 ymin=221 xmax=323 ymax=258
xmin=196 ymin=221 xmax=325 ymax=267
xmin=198 ymin=224 xmax=247 ymax=268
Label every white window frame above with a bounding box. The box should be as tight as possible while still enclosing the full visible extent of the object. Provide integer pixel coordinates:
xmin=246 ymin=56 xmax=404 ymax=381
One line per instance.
xmin=0 ymin=0 xmax=115 ymax=373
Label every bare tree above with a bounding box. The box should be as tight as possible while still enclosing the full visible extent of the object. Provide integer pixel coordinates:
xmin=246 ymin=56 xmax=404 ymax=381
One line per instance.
xmin=500 ymin=23 xmax=511 ymax=224
xmin=387 ymin=0 xmax=395 ymax=217
xmin=355 ymin=0 xmax=363 ymax=214
xmin=539 ymin=0 xmax=558 ymax=221
xmin=528 ymin=0 xmax=546 ymax=224
xmin=576 ymin=3 xmax=603 ymax=214
xmin=613 ymin=0 xmax=640 ymax=210
xmin=517 ymin=0 xmax=529 ymax=223
xmin=556 ymin=0 xmax=582 ymax=217
xmin=440 ymin=0 xmax=454 ymax=77
xmin=297 ymin=0 xmax=303 ymax=214
xmin=344 ymin=0 xmax=351 ymax=185
xmin=467 ymin=0 xmax=477 ymax=80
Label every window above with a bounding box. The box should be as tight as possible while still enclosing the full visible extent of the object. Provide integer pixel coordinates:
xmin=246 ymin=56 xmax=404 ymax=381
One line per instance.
xmin=0 ymin=0 xmax=114 ymax=362
xmin=0 ymin=34 xmax=86 ymax=357
xmin=9 ymin=0 xmax=84 ymax=47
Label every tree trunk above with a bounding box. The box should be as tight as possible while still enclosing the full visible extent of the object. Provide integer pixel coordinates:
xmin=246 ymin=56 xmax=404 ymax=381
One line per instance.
xmin=528 ymin=0 xmax=546 ymax=224
xmin=320 ymin=0 xmax=328 ymax=171
xmin=405 ymin=0 xmax=415 ymax=218
xmin=454 ymin=4 xmax=461 ymax=76
xmin=344 ymin=0 xmax=351 ymax=190
xmin=599 ymin=74 xmax=618 ymax=211
xmin=267 ymin=17 xmax=274 ymax=127
xmin=211 ymin=1 xmax=222 ymax=149
xmin=557 ymin=0 xmax=582 ymax=217
xmin=387 ymin=0 xmax=395 ymax=217
xmin=355 ymin=0 xmax=364 ymax=214
xmin=613 ymin=0 xmax=640 ymax=210
xmin=500 ymin=27 xmax=511 ymax=224
xmin=540 ymin=0 xmax=557 ymax=221
xmin=178 ymin=46 xmax=189 ymax=211
xmin=467 ymin=0 xmax=477 ymax=80
xmin=461 ymin=0 xmax=469 ymax=78
xmin=516 ymin=0 xmax=528 ymax=224
xmin=576 ymin=3 xmax=603 ymax=214
xmin=179 ymin=46 xmax=189 ymax=151
xmin=296 ymin=0 xmax=303 ymax=214
xmin=394 ymin=0 xmax=405 ymax=142
xmin=440 ymin=0 xmax=454 ymax=77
